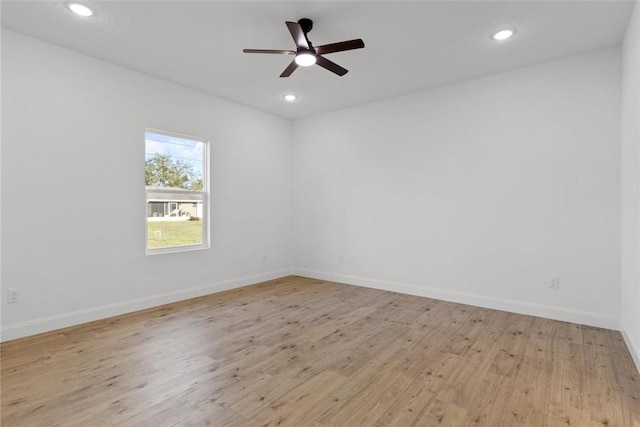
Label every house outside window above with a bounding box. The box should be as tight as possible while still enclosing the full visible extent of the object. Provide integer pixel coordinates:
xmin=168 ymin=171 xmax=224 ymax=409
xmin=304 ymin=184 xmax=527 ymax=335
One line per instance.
xmin=145 ymin=130 xmax=209 ymax=254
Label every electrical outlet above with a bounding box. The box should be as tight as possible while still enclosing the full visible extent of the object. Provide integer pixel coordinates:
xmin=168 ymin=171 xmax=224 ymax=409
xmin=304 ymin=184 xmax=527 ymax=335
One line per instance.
xmin=7 ymin=289 xmax=20 ymax=303
xmin=262 ymin=254 xmax=268 ymax=262
xmin=549 ymin=277 xmax=560 ymax=289
xmin=338 ymin=254 xmax=344 ymax=263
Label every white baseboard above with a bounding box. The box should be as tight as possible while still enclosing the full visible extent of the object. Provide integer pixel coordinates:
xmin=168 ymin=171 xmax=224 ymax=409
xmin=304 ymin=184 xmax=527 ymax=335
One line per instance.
xmin=2 ymin=268 xmax=626 ymax=346
xmin=293 ymin=268 xmax=620 ymax=330
xmin=620 ymin=322 xmax=640 ymax=375
xmin=0 ymin=269 xmax=293 ymax=342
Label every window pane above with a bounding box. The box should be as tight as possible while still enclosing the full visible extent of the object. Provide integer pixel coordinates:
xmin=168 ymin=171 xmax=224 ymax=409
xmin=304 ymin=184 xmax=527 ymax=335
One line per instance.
xmin=146 ymin=195 xmax=203 ymax=249
xmin=145 ymin=132 xmax=204 ymax=190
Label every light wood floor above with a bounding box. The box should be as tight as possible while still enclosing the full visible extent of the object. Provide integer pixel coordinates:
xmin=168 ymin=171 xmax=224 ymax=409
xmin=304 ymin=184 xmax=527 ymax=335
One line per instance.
xmin=2 ymin=276 xmax=639 ymax=426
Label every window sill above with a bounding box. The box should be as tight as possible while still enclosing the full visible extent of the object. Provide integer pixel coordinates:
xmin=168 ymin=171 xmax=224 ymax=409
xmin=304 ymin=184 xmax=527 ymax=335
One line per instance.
xmin=145 ymin=243 xmax=209 ymax=256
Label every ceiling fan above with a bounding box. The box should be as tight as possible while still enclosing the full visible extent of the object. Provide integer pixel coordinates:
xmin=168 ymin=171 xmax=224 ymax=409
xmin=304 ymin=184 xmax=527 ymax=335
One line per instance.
xmin=243 ymin=18 xmax=365 ymax=77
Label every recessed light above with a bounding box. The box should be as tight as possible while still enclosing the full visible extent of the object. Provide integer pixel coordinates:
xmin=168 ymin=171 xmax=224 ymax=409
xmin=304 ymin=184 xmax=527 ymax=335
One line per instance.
xmin=68 ymin=3 xmax=94 ymax=17
xmin=284 ymin=94 xmax=297 ymax=102
xmin=493 ymin=29 xmax=514 ymax=41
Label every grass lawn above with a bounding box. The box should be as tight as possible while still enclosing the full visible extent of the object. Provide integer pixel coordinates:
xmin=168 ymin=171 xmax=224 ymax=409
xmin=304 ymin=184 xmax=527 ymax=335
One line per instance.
xmin=147 ymin=220 xmax=202 ymax=249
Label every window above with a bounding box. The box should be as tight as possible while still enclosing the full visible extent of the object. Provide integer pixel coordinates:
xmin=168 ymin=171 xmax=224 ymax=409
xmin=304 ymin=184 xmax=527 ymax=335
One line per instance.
xmin=145 ymin=130 xmax=209 ymax=254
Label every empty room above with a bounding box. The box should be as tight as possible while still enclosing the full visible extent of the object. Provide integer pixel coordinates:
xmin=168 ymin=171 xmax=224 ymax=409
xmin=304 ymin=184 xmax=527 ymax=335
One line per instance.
xmin=1 ymin=0 xmax=640 ymax=425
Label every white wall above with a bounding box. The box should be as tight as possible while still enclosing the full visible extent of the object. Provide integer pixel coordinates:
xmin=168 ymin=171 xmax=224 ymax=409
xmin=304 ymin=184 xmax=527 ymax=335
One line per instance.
xmin=293 ymin=48 xmax=622 ymax=329
xmin=1 ymin=30 xmax=293 ymax=340
xmin=621 ymin=1 xmax=640 ymax=371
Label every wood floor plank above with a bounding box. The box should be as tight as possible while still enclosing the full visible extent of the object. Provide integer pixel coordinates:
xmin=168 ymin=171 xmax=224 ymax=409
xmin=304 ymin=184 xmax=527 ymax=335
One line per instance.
xmin=2 ymin=276 xmax=639 ymax=426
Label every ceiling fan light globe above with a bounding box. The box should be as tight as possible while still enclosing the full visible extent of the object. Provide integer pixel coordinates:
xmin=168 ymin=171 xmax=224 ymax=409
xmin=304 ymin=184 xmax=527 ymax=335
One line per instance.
xmin=295 ymin=53 xmax=316 ymax=67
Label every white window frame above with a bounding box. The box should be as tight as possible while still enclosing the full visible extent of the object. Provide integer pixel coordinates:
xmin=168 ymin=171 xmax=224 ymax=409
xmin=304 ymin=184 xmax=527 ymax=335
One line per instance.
xmin=145 ymin=129 xmax=210 ymax=255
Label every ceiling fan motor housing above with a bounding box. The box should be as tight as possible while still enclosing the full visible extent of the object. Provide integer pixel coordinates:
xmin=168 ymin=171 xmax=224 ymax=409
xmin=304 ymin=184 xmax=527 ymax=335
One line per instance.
xmin=298 ymin=18 xmax=313 ymax=34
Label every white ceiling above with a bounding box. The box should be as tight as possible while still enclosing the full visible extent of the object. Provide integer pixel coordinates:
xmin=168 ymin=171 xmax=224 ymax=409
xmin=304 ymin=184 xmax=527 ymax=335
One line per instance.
xmin=1 ymin=1 xmax=634 ymax=120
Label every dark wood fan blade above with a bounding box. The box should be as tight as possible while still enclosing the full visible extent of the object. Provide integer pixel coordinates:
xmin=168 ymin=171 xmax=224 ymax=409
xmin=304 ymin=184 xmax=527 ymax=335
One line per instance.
xmin=280 ymin=60 xmax=299 ymax=78
xmin=243 ymin=49 xmax=296 ymax=55
xmin=315 ymin=55 xmax=348 ymax=76
xmin=286 ymin=21 xmax=309 ymax=49
xmin=315 ymin=39 xmax=365 ymax=55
